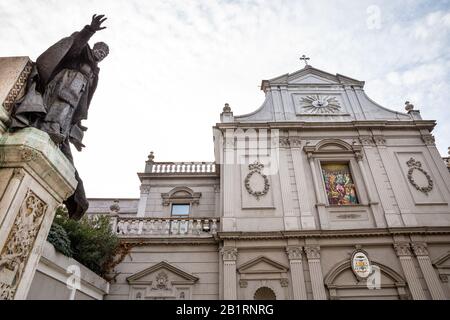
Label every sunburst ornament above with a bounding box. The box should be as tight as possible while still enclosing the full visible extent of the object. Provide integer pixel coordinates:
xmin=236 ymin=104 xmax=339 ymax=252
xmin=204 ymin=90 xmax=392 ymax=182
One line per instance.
xmin=300 ymin=95 xmax=341 ymax=114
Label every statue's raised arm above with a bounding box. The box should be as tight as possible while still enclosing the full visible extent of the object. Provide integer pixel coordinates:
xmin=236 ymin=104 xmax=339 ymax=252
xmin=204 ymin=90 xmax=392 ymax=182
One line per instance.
xmin=10 ymin=14 xmax=110 ymax=220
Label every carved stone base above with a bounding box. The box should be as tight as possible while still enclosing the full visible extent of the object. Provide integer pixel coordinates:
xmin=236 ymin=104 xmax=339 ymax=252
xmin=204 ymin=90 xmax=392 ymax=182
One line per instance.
xmin=0 ymin=128 xmax=77 ymax=299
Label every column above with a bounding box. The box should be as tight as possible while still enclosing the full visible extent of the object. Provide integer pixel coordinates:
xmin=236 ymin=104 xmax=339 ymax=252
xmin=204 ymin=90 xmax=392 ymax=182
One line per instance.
xmin=0 ymin=128 xmax=77 ymax=299
xmin=305 ymin=245 xmax=327 ymax=300
xmin=221 ymin=247 xmax=238 ymax=300
xmin=286 ymin=246 xmax=307 ymax=300
xmin=412 ymin=243 xmax=446 ymax=300
xmin=394 ymin=243 xmax=426 ymax=300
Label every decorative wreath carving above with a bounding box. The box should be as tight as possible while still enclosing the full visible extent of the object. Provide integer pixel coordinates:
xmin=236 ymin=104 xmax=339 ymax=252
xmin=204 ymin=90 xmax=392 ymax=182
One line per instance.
xmin=406 ymin=158 xmax=433 ymax=195
xmin=245 ymin=161 xmax=270 ymax=200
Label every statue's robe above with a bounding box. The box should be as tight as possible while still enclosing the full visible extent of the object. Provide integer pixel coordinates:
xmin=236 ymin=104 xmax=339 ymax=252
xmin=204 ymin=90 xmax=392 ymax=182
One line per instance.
xmin=10 ymin=25 xmax=101 ymax=220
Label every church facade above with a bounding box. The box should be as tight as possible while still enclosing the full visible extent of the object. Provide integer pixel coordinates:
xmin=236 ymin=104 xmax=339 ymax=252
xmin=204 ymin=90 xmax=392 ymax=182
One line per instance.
xmin=86 ymin=64 xmax=450 ymax=300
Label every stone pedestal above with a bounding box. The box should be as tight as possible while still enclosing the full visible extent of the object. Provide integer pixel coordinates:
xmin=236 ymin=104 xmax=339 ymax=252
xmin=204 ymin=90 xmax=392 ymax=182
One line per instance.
xmin=0 ymin=128 xmax=77 ymax=299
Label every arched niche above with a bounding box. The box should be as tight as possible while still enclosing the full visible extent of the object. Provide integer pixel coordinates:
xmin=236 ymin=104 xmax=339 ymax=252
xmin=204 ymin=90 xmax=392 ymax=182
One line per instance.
xmin=254 ymin=286 xmax=277 ymax=300
xmin=324 ymin=260 xmax=409 ymax=300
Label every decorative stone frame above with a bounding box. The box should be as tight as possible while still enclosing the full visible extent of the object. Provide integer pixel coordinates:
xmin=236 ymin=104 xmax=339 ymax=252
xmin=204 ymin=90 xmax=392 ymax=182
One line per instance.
xmin=237 ymin=256 xmax=290 ymax=300
xmin=304 ymin=139 xmax=369 ymax=207
xmin=161 ymin=187 xmax=201 ymax=208
xmin=324 ymin=259 xmax=409 ymax=300
xmin=432 ymin=251 xmax=450 ymax=284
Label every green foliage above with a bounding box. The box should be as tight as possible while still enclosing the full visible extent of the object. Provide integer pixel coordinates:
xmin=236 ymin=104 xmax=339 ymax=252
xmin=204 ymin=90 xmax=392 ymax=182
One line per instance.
xmin=48 ymin=206 xmax=119 ymax=277
xmin=47 ymin=222 xmax=73 ymax=257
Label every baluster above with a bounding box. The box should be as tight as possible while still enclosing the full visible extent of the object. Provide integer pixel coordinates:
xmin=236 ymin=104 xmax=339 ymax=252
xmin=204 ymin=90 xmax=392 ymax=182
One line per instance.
xmin=164 ymin=220 xmax=170 ymax=235
xmin=202 ymin=219 xmax=210 ymax=233
xmin=149 ymin=219 xmax=155 ymax=234
xmin=117 ymin=220 xmax=123 ymax=234
xmin=187 ymin=219 xmax=192 ymax=234
xmin=211 ymin=219 xmax=218 ymax=234
xmin=158 ymin=219 xmax=164 ymax=235
xmin=179 ymin=220 xmax=188 ymax=234
xmin=195 ymin=219 xmax=202 ymax=235
xmin=137 ymin=220 xmax=143 ymax=235
xmin=123 ymin=220 xmax=129 ymax=235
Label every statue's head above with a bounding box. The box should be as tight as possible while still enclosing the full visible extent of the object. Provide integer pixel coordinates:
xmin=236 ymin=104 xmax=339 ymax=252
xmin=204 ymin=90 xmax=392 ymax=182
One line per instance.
xmin=92 ymin=42 xmax=109 ymax=62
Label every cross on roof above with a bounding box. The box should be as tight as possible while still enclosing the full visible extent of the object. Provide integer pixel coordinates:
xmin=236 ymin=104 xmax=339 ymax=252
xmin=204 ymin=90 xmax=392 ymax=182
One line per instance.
xmin=300 ymin=54 xmax=310 ymax=66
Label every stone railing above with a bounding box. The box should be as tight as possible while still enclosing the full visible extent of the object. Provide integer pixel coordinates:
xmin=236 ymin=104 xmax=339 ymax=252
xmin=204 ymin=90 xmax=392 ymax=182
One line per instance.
xmin=145 ymin=161 xmax=217 ymax=174
xmin=113 ymin=217 xmax=219 ymax=237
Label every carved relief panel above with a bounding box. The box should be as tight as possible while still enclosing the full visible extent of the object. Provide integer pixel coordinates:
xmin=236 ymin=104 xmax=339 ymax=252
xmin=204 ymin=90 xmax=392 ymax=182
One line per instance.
xmin=0 ymin=189 xmax=48 ymax=300
xmin=240 ymin=161 xmax=275 ymax=209
xmin=395 ymin=152 xmax=445 ymax=205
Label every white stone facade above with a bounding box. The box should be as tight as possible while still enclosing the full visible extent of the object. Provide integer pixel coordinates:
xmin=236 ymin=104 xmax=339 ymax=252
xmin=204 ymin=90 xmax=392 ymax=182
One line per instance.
xmin=87 ymin=65 xmax=450 ymax=300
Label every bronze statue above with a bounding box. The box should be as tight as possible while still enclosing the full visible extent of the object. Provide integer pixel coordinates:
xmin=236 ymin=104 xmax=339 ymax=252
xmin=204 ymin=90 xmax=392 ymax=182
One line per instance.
xmin=10 ymin=14 xmax=109 ymax=220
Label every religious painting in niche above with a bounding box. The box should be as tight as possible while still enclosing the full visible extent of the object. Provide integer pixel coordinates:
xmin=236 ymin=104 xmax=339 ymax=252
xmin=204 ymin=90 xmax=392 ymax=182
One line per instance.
xmin=321 ymin=163 xmax=358 ymax=205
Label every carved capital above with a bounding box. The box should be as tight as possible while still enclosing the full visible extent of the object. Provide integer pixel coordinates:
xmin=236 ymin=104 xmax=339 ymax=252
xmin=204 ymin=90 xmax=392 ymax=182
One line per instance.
xmin=359 ymin=136 xmax=375 ymax=146
xmin=221 ymin=247 xmax=238 ymax=261
xmin=279 ymin=137 xmax=290 ymax=148
xmin=289 ymin=137 xmax=302 ymax=148
xmin=280 ymin=278 xmax=289 ymax=287
xmin=439 ymin=274 xmax=448 ymax=283
xmin=394 ymin=243 xmax=412 ymax=257
xmin=239 ymin=279 xmax=248 ymax=288
xmin=140 ymin=185 xmax=151 ymax=193
xmin=421 ymin=134 xmax=435 ymax=146
xmin=411 ymin=242 xmax=429 ymax=256
xmin=354 ymin=151 xmax=364 ymax=161
xmin=373 ymin=136 xmax=386 ymax=146
xmin=12 ymin=168 xmax=25 ymax=181
xmin=305 ymin=245 xmax=320 ymax=259
xmin=20 ymin=147 xmax=38 ymax=162
xmin=286 ymin=246 xmax=303 ymax=260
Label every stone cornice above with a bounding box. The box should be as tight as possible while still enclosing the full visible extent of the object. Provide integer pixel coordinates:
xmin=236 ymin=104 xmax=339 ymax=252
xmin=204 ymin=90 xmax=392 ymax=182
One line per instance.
xmin=215 ymin=120 xmax=436 ymax=131
xmin=217 ymin=227 xmax=450 ymax=241
xmin=138 ymin=172 xmax=220 ymax=180
xmin=0 ymin=128 xmax=76 ymax=201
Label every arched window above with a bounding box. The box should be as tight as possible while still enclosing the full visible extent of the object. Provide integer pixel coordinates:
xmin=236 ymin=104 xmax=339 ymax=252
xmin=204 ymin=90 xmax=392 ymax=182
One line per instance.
xmin=253 ymin=287 xmax=276 ymax=300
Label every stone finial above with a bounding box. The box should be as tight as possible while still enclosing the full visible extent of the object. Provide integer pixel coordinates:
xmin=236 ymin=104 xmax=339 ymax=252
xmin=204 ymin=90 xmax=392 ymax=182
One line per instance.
xmin=110 ymin=199 xmax=120 ymax=213
xmin=405 ymin=101 xmax=414 ymax=112
xmin=147 ymin=151 xmax=154 ymax=162
xmin=223 ymin=103 xmax=231 ymax=113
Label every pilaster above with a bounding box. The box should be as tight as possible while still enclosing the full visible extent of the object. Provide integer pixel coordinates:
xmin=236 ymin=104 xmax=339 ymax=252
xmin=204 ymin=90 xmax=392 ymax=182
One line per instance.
xmin=304 ymin=245 xmax=327 ymax=300
xmin=411 ymin=243 xmax=446 ymax=300
xmin=394 ymin=243 xmax=425 ymax=300
xmin=286 ymin=246 xmax=307 ymax=300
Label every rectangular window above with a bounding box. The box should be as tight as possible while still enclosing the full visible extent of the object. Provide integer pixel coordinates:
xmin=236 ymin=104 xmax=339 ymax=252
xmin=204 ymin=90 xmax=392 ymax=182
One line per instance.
xmin=321 ymin=163 xmax=358 ymax=205
xmin=171 ymin=204 xmax=190 ymax=215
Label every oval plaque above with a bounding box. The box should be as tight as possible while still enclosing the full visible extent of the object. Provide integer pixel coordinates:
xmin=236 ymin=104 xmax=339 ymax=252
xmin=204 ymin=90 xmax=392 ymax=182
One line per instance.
xmin=351 ymin=250 xmax=371 ymax=279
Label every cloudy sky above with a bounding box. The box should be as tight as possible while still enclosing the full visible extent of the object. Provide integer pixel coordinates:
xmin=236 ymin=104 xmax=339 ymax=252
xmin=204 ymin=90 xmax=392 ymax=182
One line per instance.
xmin=1 ymin=0 xmax=449 ymax=198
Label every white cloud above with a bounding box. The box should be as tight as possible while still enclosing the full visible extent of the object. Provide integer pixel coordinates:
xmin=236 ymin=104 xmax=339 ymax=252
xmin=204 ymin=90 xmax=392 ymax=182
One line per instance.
xmin=0 ymin=0 xmax=449 ymax=197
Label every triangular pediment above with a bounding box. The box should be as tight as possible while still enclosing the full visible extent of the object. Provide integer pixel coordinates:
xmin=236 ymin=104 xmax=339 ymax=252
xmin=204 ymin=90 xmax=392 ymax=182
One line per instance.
xmin=266 ymin=66 xmax=364 ymax=87
xmin=127 ymin=261 xmax=199 ymax=285
xmin=238 ymin=256 xmax=289 ymax=274
xmin=433 ymin=252 xmax=450 ymax=269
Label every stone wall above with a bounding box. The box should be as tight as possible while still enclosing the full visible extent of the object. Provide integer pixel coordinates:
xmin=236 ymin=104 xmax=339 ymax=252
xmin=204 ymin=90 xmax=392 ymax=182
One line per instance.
xmin=27 ymin=241 xmax=109 ymax=300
